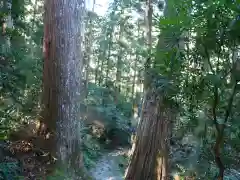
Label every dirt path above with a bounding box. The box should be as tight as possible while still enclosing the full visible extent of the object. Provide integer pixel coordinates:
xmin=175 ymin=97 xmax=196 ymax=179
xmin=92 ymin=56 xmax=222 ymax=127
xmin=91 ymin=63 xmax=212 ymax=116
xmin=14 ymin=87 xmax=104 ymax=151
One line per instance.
xmin=90 ymin=149 xmax=128 ymax=180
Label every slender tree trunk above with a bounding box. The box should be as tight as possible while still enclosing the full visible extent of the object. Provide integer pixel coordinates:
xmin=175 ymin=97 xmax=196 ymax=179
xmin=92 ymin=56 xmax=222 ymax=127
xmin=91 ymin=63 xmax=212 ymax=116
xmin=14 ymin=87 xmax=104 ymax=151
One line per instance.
xmin=131 ymin=21 xmax=140 ymax=102
xmin=115 ymin=50 xmax=122 ymax=93
xmin=29 ymin=0 xmax=38 ymax=57
xmin=131 ymin=64 xmax=137 ymax=101
xmin=105 ymin=32 xmax=113 ymax=82
xmin=115 ymin=23 xmax=123 ymax=104
xmin=41 ymin=0 xmax=85 ymax=172
xmin=115 ymin=11 xmax=124 ymax=92
xmin=98 ymin=49 xmax=106 ymax=86
xmin=84 ymin=0 xmax=95 ymax=98
xmin=1 ymin=0 xmax=13 ymax=53
xmin=95 ymin=55 xmax=100 ymax=84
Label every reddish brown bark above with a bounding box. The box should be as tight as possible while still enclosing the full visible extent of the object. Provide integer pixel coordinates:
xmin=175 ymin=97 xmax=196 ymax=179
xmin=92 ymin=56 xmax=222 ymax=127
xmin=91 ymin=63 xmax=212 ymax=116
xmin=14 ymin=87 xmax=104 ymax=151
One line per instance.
xmin=40 ymin=0 xmax=85 ymax=171
xmin=125 ymin=90 xmax=174 ymax=180
xmin=38 ymin=0 xmax=57 ymax=155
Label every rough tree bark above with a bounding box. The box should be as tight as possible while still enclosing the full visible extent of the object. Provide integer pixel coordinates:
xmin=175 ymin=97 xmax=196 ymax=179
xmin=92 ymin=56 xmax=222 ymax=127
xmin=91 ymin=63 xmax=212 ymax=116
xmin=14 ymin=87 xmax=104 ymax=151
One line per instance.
xmin=125 ymin=0 xmax=177 ymax=179
xmin=125 ymin=89 xmax=174 ymax=180
xmin=41 ymin=0 xmax=85 ymax=171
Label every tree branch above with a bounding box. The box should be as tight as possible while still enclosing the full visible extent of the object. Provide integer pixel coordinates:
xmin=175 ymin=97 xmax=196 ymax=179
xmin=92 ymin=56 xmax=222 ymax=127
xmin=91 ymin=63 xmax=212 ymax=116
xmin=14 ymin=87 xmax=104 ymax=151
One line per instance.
xmin=214 ymin=81 xmax=237 ymax=179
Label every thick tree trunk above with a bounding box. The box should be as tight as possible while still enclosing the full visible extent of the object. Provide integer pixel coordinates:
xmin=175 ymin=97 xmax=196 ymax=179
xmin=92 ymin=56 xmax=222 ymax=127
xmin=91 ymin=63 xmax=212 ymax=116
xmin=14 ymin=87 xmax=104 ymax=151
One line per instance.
xmin=125 ymin=0 xmax=179 ymax=178
xmin=125 ymin=90 xmax=173 ymax=180
xmin=41 ymin=0 xmax=85 ymax=171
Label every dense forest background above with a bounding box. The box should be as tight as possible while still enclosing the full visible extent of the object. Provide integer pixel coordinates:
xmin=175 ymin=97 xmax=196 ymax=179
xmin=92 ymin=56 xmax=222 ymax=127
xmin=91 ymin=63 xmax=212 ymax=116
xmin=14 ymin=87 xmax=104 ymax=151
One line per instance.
xmin=0 ymin=0 xmax=240 ymax=179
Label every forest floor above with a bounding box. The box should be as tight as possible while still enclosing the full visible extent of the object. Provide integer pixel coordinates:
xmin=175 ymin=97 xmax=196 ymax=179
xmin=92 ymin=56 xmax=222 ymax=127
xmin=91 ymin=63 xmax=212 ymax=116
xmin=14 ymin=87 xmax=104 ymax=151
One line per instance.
xmin=90 ymin=148 xmax=129 ymax=180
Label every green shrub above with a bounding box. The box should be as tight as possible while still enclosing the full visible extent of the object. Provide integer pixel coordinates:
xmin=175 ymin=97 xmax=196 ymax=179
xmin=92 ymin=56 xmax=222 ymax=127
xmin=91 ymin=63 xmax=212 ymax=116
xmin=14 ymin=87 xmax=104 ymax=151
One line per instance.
xmin=0 ymin=162 xmax=20 ymax=180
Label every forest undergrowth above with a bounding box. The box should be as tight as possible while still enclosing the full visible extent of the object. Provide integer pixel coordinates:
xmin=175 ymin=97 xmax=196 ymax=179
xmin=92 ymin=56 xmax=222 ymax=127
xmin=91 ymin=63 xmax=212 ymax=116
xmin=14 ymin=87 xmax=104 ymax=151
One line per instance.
xmin=1 ymin=0 xmax=240 ymax=179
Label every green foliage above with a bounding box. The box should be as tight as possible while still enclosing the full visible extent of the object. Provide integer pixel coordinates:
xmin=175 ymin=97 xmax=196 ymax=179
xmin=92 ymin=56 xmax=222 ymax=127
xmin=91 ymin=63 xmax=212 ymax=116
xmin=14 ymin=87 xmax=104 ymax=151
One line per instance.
xmin=87 ymin=82 xmax=132 ymax=130
xmin=152 ymin=0 xmax=240 ymax=178
xmin=0 ymin=162 xmax=20 ymax=180
xmin=1 ymin=0 xmax=239 ymax=179
xmin=46 ymin=164 xmax=92 ymax=180
xmin=85 ymin=82 xmax=132 ymax=150
xmin=0 ymin=0 xmax=43 ymax=138
xmin=46 ymin=169 xmax=71 ymax=180
xmin=82 ymin=133 xmax=101 ymax=169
